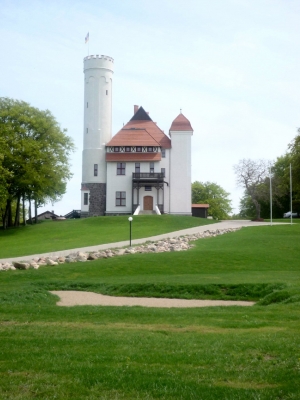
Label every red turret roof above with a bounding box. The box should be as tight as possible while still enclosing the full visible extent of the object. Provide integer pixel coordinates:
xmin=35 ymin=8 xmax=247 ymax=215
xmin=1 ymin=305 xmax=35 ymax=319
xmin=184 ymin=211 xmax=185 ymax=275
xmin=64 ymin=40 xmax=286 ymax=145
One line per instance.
xmin=169 ymin=113 xmax=193 ymax=132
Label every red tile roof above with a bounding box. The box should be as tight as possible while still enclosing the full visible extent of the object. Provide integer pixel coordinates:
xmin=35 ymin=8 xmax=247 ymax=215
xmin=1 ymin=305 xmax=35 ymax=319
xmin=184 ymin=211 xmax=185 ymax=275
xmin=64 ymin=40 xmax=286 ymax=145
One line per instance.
xmin=170 ymin=113 xmax=193 ymax=132
xmin=106 ymin=153 xmax=161 ymax=162
xmin=106 ymin=129 xmax=160 ymax=147
xmin=106 ymin=107 xmax=172 ymax=149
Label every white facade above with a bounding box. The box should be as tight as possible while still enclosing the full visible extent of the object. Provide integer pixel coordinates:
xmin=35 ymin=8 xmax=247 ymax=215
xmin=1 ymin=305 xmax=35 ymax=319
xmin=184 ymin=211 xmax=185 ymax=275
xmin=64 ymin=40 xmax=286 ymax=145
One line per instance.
xmin=169 ymin=130 xmax=193 ymax=215
xmin=82 ymin=55 xmax=113 ymax=183
xmin=81 ymin=55 xmax=114 ymax=215
xmin=106 ymin=149 xmax=171 ymax=214
xmin=81 ymin=55 xmax=193 ymax=216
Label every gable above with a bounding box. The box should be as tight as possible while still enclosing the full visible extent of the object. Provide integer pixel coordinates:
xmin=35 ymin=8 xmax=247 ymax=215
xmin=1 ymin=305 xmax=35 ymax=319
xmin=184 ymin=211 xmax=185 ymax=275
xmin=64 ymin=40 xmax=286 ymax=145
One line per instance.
xmin=106 ymin=106 xmax=172 ymax=149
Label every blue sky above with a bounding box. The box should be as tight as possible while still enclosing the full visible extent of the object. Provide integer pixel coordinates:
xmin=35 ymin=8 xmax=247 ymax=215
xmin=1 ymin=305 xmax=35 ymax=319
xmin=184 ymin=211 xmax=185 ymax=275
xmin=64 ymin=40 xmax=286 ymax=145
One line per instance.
xmin=1 ymin=0 xmax=300 ymax=215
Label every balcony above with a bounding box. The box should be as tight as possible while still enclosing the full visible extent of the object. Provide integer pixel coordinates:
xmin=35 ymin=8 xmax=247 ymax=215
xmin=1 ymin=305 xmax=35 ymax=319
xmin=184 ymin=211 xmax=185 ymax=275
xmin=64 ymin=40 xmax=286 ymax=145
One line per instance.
xmin=132 ymin=172 xmax=164 ymax=180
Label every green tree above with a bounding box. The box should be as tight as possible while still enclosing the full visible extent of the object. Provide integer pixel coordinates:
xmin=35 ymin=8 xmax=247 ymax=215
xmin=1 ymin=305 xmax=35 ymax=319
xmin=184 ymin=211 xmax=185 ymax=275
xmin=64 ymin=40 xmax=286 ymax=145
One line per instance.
xmin=192 ymin=181 xmax=232 ymax=219
xmin=233 ymin=159 xmax=270 ymax=220
xmin=0 ymin=98 xmax=75 ymax=228
xmin=289 ymin=129 xmax=300 ymax=197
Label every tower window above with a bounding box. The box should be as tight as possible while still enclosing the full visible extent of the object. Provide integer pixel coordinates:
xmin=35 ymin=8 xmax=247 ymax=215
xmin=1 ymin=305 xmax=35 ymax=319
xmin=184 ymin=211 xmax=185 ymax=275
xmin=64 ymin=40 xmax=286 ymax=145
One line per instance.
xmin=147 ymin=147 xmax=153 ymax=152
xmin=161 ymin=148 xmax=166 ymax=158
xmin=114 ymin=147 xmax=120 ymax=152
xmin=116 ymin=191 xmax=126 ymax=206
xmin=145 ymin=186 xmax=152 ymax=191
xmin=84 ymin=193 xmax=88 ymax=205
xmin=106 ymin=90 xmax=108 ymax=95
xmin=125 ymin=146 xmax=131 ymax=152
xmin=117 ymin=162 xmax=126 ymax=175
xmin=161 ymin=168 xmax=165 ymax=177
xmin=87 ymin=102 xmax=88 ymax=108
xmin=135 ymin=163 xmax=140 ymax=173
xmin=136 ymin=146 xmax=142 ymax=152
xmin=94 ymin=164 xmax=98 ymax=176
xmin=86 ymin=128 xmax=88 ymax=133
xmin=150 ymin=162 xmax=154 ymax=174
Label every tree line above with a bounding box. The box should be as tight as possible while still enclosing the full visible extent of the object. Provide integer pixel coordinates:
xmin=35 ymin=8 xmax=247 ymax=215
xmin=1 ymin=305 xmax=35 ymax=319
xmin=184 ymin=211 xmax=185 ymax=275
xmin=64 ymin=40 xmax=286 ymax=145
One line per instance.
xmin=234 ymin=130 xmax=300 ymax=220
xmin=192 ymin=130 xmax=300 ymax=220
xmin=0 ymin=98 xmax=74 ymax=229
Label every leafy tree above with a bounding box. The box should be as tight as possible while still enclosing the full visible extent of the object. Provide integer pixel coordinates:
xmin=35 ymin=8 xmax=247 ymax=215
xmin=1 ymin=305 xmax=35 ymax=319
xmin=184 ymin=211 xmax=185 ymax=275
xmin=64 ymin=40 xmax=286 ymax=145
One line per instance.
xmin=289 ymin=129 xmax=300 ymax=197
xmin=238 ymin=191 xmax=256 ymax=219
xmin=234 ymin=157 xmax=293 ymax=219
xmin=233 ymin=159 xmax=270 ymax=220
xmin=0 ymin=98 xmax=74 ymax=228
xmin=192 ymin=181 xmax=232 ymax=219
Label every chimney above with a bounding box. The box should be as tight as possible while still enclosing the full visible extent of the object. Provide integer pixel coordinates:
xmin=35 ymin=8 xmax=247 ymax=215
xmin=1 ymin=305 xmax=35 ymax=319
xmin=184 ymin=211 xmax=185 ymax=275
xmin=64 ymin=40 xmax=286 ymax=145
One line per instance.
xmin=134 ymin=105 xmax=139 ymax=114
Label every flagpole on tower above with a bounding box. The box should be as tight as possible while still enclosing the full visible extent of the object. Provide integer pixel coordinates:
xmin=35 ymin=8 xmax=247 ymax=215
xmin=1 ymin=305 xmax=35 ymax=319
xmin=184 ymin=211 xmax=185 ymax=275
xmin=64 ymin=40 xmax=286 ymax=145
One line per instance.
xmin=85 ymin=32 xmax=89 ymax=56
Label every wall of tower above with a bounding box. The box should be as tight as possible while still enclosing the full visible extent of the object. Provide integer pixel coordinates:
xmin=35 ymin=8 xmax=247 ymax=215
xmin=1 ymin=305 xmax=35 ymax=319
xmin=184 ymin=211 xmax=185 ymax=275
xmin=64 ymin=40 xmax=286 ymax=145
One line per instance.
xmin=169 ymin=131 xmax=192 ymax=215
xmin=81 ymin=55 xmax=114 ymax=215
xmin=82 ymin=183 xmax=106 ymax=216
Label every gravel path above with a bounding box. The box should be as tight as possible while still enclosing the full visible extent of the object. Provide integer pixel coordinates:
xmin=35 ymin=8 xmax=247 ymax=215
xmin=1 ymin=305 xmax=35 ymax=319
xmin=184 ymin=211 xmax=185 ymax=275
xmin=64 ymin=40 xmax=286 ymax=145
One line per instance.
xmin=50 ymin=291 xmax=255 ymax=308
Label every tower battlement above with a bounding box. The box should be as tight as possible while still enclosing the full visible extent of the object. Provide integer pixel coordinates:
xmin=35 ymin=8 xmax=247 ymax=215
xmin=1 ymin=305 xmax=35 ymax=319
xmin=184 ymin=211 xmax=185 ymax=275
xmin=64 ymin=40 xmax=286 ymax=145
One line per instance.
xmin=84 ymin=54 xmax=114 ymax=62
xmin=83 ymin=55 xmax=114 ymax=72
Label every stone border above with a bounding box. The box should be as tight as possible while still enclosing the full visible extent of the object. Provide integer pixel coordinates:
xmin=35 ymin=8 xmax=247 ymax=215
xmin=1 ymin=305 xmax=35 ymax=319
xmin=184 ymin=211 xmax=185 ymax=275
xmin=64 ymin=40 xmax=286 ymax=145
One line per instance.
xmin=0 ymin=228 xmax=239 ymax=272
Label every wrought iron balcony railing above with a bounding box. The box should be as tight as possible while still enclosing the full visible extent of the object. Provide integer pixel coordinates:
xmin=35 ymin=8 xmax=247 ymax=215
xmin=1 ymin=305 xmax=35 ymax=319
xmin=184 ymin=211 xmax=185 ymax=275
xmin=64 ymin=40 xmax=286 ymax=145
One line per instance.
xmin=132 ymin=172 xmax=165 ymax=179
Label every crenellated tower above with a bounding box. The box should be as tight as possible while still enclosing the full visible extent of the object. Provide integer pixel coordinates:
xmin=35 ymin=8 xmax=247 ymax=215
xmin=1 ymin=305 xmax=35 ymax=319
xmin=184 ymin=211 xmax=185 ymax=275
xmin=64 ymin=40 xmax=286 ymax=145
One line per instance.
xmin=81 ymin=55 xmax=114 ymax=216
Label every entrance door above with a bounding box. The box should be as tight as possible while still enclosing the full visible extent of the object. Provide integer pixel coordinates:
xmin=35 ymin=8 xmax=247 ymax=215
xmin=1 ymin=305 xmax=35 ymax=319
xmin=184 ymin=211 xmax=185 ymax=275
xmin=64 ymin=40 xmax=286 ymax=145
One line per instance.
xmin=143 ymin=196 xmax=153 ymax=211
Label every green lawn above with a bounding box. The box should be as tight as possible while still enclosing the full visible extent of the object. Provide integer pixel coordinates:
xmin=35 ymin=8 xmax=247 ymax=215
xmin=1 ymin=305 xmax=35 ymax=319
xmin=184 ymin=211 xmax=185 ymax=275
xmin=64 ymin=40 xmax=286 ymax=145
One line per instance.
xmin=0 ymin=221 xmax=300 ymax=399
xmin=0 ymin=215 xmax=217 ymax=258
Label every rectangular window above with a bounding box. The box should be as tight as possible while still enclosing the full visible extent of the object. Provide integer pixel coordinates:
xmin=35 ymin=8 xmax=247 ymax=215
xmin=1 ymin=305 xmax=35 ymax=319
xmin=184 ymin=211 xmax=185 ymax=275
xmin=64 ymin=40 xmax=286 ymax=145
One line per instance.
xmin=161 ymin=148 xmax=166 ymax=158
xmin=135 ymin=163 xmax=140 ymax=173
xmin=117 ymin=162 xmax=126 ymax=175
xmin=161 ymin=168 xmax=165 ymax=177
xmin=136 ymin=146 xmax=142 ymax=152
xmin=86 ymin=128 xmax=88 ymax=133
xmin=125 ymin=146 xmax=131 ymax=152
xmin=147 ymin=147 xmax=153 ymax=152
xmin=84 ymin=193 xmax=88 ymax=205
xmin=150 ymin=162 xmax=154 ymax=174
xmin=114 ymin=147 xmax=120 ymax=152
xmin=145 ymin=186 xmax=152 ymax=191
xmin=116 ymin=191 xmax=126 ymax=206
xmin=87 ymin=102 xmax=88 ymax=108
xmin=94 ymin=164 xmax=98 ymax=176
xmin=106 ymin=90 xmax=108 ymax=95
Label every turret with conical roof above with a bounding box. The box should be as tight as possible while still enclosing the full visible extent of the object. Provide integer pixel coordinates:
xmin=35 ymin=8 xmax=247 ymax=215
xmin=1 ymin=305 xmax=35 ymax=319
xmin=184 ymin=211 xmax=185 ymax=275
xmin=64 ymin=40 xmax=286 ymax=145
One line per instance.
xmin=169 ymin=111 xmax=193 ymax=215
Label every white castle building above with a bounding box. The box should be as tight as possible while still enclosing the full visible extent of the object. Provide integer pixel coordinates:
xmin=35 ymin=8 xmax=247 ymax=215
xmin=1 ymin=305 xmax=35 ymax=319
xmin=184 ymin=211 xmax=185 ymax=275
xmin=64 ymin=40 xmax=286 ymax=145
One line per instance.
xmin=81 ymin=55 xmax=193 ymax=217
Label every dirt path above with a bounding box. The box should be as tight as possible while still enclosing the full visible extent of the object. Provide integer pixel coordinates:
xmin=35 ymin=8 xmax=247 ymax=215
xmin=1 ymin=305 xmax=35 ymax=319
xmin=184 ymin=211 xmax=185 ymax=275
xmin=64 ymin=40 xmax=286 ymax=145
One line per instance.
xmin=51 ymin=291 xmax=255 ymax=308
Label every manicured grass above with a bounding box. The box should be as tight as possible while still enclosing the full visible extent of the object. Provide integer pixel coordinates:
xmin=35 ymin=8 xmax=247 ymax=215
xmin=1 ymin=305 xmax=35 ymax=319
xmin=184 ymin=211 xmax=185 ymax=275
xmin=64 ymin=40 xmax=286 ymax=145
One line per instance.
xmin=0 ymin=215 xmax=217 ymax=258
xmin=0 ymin=223 xmax=300 ymax=398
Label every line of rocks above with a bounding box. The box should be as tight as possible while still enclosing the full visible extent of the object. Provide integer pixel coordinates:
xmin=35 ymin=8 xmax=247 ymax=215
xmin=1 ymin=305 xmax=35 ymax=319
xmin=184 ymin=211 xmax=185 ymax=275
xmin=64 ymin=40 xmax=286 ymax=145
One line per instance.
xmin=0 ymin=228 xmax=239 ymax=272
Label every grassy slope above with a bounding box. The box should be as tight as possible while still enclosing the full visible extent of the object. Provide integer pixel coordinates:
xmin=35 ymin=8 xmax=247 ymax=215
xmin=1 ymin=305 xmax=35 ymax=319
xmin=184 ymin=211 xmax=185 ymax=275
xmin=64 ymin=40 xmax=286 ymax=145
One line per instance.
xmin=0 ymin=222 xmax=300 ymax=399
xmin=0 ymin=215 xmax=217 ymax=258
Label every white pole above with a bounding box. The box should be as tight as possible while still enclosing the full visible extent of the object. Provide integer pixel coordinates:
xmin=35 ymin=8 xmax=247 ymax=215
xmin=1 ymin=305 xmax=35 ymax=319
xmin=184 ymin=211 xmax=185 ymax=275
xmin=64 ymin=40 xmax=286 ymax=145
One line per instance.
xmin=269 ymin=166 xmax=272 ymax=226
xmin=290 ymin=163 xmax=292 ymax=225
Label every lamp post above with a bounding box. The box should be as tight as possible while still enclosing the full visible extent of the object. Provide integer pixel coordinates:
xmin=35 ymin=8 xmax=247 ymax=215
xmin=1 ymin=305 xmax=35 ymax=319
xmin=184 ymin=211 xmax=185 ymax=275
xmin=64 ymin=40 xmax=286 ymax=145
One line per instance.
xmin=128 ymin=216 xmax=133 ymax=247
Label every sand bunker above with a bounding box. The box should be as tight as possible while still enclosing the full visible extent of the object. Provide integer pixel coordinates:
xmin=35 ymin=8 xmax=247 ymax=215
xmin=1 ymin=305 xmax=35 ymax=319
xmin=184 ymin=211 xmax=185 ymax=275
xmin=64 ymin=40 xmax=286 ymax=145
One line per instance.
xmin=51 ymin=291 xmax=255 ymax=308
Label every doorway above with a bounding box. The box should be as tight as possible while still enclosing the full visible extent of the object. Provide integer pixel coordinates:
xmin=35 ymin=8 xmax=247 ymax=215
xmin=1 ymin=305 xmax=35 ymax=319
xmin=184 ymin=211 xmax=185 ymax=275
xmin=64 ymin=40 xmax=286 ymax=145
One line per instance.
xmin=143 ymin=196 xmax=153 ymax=210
